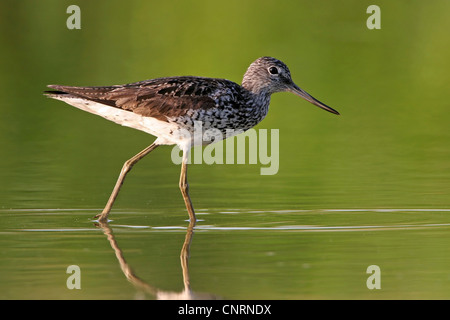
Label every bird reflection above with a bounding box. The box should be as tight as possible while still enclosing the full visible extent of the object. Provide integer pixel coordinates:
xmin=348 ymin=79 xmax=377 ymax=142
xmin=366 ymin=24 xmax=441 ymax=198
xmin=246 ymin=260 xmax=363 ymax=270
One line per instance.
xmin=96 ymin=220 xmax=219 ymax=300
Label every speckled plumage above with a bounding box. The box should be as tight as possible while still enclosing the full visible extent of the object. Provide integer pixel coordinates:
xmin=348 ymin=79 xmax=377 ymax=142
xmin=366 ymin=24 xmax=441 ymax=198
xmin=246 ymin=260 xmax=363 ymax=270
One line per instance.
xmin=44 ymin=56 xmax=339 ymax=223
xmin=45 ymin=57 xmax=338 ymax=149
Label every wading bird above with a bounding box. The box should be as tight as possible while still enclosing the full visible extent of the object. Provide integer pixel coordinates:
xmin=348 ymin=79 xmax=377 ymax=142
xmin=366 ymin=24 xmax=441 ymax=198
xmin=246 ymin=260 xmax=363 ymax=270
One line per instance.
xmin=45 ymin=57 xmax=339 ymax=223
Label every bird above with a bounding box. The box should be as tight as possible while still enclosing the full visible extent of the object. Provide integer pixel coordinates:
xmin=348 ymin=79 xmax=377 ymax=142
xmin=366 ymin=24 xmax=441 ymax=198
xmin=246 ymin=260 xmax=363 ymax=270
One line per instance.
xmin=44 ymin=56 xmax=339 ymax=224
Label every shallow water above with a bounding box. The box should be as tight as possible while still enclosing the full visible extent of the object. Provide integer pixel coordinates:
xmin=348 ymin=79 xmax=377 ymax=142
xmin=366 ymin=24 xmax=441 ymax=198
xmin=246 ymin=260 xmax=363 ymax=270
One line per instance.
xmin=1 ymin=1 xmax=450 ymax=299
xmin=1 ymin=208 xmax=449 ymax=299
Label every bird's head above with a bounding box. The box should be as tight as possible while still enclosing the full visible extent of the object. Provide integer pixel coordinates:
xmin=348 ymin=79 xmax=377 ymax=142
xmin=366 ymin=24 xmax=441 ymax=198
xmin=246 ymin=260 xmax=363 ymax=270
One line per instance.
xmin=242 ymin=56 xmax=339 ymax=115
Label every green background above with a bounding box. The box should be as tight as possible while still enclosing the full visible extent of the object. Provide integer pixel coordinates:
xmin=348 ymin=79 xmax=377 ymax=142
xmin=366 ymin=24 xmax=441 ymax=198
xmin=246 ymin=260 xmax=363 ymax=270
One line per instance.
xmin=0 ymin=0 xmax=449 ymax=299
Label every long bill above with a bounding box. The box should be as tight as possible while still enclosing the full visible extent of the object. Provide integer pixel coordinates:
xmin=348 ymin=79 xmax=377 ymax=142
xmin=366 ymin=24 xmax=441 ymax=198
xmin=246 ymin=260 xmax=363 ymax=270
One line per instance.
xmin=288 ymin=83 xmax=340 ymax=115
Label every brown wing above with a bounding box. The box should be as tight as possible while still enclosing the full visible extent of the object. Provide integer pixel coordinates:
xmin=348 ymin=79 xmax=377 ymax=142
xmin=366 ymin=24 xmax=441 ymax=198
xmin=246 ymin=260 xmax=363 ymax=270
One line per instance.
xmin=46 ymin=76 xmax=238 ymax=121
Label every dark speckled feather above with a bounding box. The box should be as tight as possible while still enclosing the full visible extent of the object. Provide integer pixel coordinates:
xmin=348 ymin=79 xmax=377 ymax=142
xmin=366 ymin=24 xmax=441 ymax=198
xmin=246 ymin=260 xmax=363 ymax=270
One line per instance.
xmin=45 ymin=57 xmax=339 ymax=144
xmin=47 ymin=76 xmax=249 ymax=122
xmin=43 ymin=56 xmax=340 ymax=223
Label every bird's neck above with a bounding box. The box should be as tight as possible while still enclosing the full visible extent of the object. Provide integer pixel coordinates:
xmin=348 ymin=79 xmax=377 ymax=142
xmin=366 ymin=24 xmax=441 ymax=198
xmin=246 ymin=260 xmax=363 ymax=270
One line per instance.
xmin=242 ymin=81 xmax=272 ymax=109
xmin=242 ymin=79 xmax=269 ymax=96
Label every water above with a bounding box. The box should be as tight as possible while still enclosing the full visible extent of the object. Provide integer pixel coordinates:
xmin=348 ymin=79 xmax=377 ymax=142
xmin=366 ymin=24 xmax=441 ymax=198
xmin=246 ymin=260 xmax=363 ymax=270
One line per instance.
xmin=1 ymin=1 xmax=450 ymax=299
xmin=1 ymin=208 xmax=449 ymax=299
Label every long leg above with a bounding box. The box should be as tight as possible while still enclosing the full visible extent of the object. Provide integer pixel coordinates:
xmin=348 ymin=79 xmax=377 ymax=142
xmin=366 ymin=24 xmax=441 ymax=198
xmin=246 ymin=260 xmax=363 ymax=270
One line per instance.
xmin=94 ymin=142 xmax=159 ymax=222
xmin=179 ymin=149 xmax=196 ymax=223
xmin=180 ymin=220 xmax=195 ymax=294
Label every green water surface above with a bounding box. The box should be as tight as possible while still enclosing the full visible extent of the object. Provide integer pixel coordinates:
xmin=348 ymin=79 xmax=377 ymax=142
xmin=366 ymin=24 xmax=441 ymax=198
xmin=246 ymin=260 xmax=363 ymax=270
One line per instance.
xmin=0 ymin=1 xmax=449 ymax=299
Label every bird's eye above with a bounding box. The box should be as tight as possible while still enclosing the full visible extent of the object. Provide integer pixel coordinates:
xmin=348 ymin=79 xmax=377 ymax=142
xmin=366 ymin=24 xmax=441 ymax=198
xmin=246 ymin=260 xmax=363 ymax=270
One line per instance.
xmin=268 ymin=66 xmax=279 ymax=75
